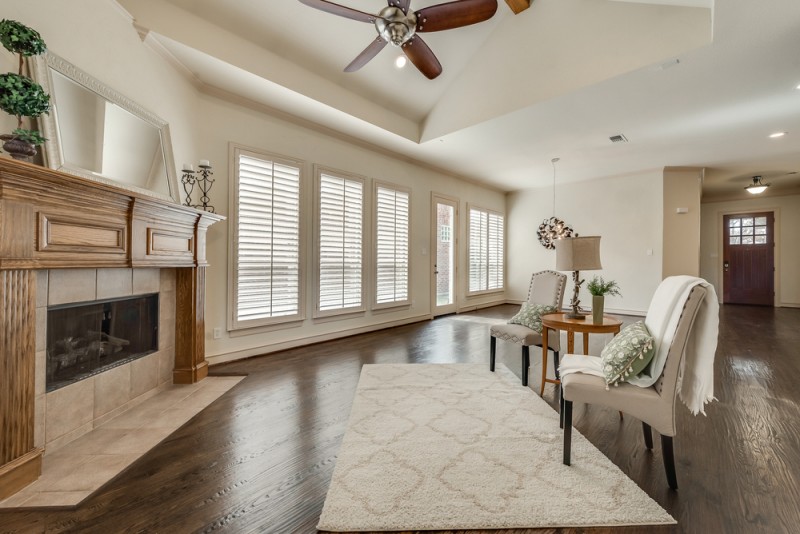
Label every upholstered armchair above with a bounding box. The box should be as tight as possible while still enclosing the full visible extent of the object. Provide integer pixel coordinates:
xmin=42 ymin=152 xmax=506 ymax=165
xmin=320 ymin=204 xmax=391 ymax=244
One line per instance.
xmin=490 ymin=270 xmax=567 ymax=388
xmin=561 ymin=282 xmax=714 ymax=490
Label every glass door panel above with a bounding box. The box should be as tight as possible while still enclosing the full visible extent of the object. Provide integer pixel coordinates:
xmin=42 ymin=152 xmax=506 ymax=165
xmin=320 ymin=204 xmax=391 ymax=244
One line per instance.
xmin=432 ymin=195 xmax=458 ymax=316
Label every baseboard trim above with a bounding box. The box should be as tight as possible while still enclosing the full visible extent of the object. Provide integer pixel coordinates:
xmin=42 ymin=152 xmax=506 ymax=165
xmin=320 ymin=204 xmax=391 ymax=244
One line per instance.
xmin=207 ymin=313 xmax=432 ymax=366
xmin=457 ymin=299 xmax=507 ymax=313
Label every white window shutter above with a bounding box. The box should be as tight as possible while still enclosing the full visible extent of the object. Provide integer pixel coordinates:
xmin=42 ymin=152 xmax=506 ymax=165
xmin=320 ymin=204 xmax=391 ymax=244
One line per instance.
xmin=375 ymin=185 xmax=409 ymax=305
xmin=318 ymin=173 xmax=364 ymax=312
xmin=469 ymin=207 xmax=504 ymax=293
xmin=234 ymin=152 xmax=301 ymax=326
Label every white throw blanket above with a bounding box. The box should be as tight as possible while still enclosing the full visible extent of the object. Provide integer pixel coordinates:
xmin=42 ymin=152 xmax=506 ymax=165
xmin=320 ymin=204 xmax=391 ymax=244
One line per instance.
xmin=559 ymin=276 xmax=720 ymax=415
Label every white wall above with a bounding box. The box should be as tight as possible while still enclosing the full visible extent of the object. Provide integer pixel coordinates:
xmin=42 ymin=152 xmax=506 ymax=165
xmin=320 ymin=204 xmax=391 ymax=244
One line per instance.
xmin=663 ymin=167 xmax=702 ymax=277
xmin=507 ymin=170 xmax=664 ymax=315
xmin=0 ymin=1 xmax=201 ymax=175
xmin=700 ymin=194 xmax=800 ymax=307
xmin=0 ymin=1 xmax=506 ymax=364
xmin=198 ymin=93 xmax=505 ymax=362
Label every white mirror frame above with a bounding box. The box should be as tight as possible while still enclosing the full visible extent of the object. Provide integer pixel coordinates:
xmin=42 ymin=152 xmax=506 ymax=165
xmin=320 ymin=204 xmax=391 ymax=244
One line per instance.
xmin=29 ymin=51 xmax=180 ymax=203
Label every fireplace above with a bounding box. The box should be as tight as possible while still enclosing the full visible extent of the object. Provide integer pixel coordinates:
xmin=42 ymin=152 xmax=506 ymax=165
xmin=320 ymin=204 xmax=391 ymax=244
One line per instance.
xmin=0 ymin=158 xmax=224 ymax=501
xmin=46 ymin=294 xmax=159 ymax=392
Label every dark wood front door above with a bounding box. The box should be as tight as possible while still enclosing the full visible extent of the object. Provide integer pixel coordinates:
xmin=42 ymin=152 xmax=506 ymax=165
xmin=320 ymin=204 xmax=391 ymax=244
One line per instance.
xmin=723 ymin=212 xmax=774 ymax=306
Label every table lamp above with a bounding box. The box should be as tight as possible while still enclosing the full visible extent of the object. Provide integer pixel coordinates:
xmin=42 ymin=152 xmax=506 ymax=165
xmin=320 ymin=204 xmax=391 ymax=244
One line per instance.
xmin=555 ymin=236 xmax=602 ymax=319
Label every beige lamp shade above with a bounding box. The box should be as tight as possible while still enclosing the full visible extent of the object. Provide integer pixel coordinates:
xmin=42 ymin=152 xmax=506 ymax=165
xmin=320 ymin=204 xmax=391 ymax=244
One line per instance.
xmin=555 ymin=236 xmax=602 ymax=271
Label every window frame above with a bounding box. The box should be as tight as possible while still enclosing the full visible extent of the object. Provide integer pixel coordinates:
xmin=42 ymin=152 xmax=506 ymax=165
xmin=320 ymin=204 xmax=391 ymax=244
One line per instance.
xmin=228 ymin=144 xmax=306 ymax=331
xmin=466 ymin=203 xmax=505 ymax=296
xmin=313 ymin=165 xmax=368 ymax=318
xmin=372 ymin=180 xmax=411 ymax=310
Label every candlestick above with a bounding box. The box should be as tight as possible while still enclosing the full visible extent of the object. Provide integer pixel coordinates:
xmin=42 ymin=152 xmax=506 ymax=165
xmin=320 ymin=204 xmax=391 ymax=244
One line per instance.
xmin=181 ymin=160 xmax=215 ymax=213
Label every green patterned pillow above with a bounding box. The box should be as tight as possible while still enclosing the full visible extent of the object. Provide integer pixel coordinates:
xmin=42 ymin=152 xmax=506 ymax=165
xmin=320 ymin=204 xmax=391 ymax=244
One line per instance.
xmin=600 ymin=321 xmax=655 ymax=387
xmin=507 ymin=303 xmax=557 ymax=333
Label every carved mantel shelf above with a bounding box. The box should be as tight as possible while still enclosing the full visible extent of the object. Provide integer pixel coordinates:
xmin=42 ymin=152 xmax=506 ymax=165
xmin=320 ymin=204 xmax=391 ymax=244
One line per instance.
xmin=0 ymin=157 xmax=224 ymax=499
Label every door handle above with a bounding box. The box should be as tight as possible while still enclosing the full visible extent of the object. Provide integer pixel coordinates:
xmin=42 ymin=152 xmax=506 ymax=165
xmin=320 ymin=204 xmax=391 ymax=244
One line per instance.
xmin=723 ymin=260 xmax=730 ymax=272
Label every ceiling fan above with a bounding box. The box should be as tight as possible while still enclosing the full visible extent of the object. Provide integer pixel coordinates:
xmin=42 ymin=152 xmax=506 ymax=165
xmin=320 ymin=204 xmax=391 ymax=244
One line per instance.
xmin=297 ymin=0 xmax=499 ymax=79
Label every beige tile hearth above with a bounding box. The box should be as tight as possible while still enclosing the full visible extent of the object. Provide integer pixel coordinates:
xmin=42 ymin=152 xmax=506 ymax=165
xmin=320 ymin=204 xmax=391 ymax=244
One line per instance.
xmin=0 ymin=376 xmax=245 ymax=510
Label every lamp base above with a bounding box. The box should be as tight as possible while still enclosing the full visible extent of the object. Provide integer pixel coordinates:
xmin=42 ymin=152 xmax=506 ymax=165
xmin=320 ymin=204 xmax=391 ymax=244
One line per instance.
xmin=565 ymin=312 xmax=586 ymax=320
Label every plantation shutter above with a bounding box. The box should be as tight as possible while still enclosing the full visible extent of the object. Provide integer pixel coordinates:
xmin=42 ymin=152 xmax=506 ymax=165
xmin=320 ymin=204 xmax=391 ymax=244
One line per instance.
xmin=487 ymin=211 xmax=504 ymax=290
xmin=234 ymin=152 xmax=301 ymax=325
xmin=318 ymin=172 xmax=364 ymax=312
xmin=375 ymin=185 xmax=409 ymax=305
xmin=469 ymin=207 xmax=504 ymax=293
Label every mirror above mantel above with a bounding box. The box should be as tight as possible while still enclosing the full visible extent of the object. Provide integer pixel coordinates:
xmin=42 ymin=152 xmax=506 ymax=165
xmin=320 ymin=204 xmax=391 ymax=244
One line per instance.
xmin=29 ymin=52 xmax=180 ymax=203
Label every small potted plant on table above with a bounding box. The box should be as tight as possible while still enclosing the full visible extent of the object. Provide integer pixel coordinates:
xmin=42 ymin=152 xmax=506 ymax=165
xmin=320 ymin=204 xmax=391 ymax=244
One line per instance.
xmin=587 ymin=276 xmax=622 ymax=324
xmin=0 ymin=19 xmax=49 ymax=161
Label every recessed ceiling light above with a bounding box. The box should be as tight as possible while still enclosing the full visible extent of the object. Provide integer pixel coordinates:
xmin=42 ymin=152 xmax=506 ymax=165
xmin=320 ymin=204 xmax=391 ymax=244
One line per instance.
xmin=796 ymin=84 xmax=800 ymax=90
xmin=395 ymin=56 xmax=407 ymax=69
xmin=769 ymin=132 xmax=787 ymax=138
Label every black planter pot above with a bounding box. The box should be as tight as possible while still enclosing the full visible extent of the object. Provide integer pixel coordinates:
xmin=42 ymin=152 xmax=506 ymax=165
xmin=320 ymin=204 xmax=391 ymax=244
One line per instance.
xmin=0 ymin=134 xmax=37 ymax=162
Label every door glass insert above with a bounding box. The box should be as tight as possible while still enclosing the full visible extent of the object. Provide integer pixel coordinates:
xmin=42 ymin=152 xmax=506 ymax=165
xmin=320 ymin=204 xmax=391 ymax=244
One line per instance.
xmin=728 ymin=216 xmax=768 ymax=246
xmin=436 ymin=203 xmax=454 ymax=306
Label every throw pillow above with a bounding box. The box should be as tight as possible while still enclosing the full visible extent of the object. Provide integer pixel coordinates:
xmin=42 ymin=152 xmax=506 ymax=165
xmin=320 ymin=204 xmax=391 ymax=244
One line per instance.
xmin=507 ymin=303 xmax=557 ymax=333
xmin=600 ymin=321 xmax=656 ymax=387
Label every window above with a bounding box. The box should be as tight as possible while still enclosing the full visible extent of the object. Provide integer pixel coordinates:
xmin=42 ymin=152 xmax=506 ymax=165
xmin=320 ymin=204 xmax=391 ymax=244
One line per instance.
xmin=375 ymin=182 xmax=410 ymax=307
xmin=316 ymin=168 xmax=365 ymax=315
xmin=231 ymin=148 xmax=303 ymax=329
xmin=468 ymin=206 xmax=504 ymax=294
xmin=728 ymin=216 xmax=768 ymax=245
xmin=439 ymin=225 xmax=451 ymax=243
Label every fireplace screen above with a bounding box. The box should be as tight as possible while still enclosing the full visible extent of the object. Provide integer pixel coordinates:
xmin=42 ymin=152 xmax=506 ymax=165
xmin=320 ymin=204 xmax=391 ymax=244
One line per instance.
xmin=46 ymin=293 xmax=159 ymax=392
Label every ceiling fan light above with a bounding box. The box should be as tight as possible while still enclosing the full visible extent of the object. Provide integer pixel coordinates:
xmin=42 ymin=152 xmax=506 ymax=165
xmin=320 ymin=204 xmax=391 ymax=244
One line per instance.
xmin=744 ymin=176 xmax=770 ymax=194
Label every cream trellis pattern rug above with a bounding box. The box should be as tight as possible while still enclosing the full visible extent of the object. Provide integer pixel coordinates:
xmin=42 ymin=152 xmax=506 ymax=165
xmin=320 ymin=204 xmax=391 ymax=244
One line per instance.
xmin=317 ymin=363 xmax=675 ymax=532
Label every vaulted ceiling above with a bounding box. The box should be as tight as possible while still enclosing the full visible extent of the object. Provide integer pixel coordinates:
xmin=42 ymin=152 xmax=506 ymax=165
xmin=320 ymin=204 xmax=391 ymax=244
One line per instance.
xmin=120 ymin=0 xmax=800 ymax=201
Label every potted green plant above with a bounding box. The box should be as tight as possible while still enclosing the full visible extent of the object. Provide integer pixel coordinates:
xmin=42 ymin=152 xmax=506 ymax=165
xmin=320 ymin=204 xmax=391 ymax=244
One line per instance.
xmin=0 ymin=19 xmax=49 ymax=161
xmin=587 ymin=276 xmax=622 ymax=324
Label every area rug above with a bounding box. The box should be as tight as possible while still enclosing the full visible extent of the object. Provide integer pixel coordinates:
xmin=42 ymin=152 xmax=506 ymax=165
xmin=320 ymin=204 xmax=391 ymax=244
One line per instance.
xmin=317 ymin=363 xmax=675 ymax=532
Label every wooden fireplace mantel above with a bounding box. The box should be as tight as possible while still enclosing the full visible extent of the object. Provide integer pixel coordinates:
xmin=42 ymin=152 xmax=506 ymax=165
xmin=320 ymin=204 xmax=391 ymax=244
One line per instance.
xmin=0 ymin=157 xmax=224 ymax=499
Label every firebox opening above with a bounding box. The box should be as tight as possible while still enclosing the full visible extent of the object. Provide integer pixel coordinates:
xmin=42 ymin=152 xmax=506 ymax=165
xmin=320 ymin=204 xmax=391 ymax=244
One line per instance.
xmin=46 ymin=293 xmax=159 ymax=392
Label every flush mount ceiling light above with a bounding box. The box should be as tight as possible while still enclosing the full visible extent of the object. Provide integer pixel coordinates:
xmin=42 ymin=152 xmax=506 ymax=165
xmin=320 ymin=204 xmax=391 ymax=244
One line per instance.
xmin=769 ymin=132 xmax=787 ymax=138
xmin=745 ymin=175 xmax=770 ymax=194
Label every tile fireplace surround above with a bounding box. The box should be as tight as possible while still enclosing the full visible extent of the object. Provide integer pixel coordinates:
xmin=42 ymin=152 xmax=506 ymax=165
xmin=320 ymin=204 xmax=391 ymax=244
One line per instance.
xmin=0 ymin=158 xmax=223 ymax=500
xmin=36 ymin=268 xmax=176 ymax=454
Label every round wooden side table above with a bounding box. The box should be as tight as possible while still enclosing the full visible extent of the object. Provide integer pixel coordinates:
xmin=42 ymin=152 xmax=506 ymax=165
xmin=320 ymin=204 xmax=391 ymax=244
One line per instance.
xmin=539 ymin=312 xmax=622 ymax=396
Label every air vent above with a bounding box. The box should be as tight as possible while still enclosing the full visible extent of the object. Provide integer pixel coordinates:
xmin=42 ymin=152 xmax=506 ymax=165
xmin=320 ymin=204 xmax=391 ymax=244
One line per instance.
xmin=609 ymin=134 xmax=628 ymax=143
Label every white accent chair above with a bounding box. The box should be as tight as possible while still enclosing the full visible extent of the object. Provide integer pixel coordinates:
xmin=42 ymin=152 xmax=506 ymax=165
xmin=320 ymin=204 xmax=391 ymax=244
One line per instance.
xmin=561 ymin=284 xmax=708 ymax=490
xmin=490 ymin=270 xmax=566 ymax=388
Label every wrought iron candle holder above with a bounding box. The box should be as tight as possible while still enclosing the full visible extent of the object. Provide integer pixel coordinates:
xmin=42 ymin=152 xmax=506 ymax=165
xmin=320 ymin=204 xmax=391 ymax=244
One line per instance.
xmin=181 ymin=160 xmax=215 ymax=213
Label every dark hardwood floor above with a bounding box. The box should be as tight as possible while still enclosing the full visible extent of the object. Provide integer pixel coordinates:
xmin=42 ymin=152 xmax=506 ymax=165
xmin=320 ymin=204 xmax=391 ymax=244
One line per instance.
xmin=1 ymin=304 xmax=798 ymax=534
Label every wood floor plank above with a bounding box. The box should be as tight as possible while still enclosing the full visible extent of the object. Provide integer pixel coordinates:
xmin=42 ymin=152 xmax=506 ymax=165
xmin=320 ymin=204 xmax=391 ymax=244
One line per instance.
xmin=0 ymin=304 xmax=798 ymax=533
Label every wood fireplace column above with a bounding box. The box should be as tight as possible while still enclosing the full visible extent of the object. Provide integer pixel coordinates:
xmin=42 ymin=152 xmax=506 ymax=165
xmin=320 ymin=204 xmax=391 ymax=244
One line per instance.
xmin=174 ymin=266 xmax=208 ymax=384
xmin=0 ymin=270 xmax=42 ymax=500
xmin=172 ymin=211 xmax=218 ymax=384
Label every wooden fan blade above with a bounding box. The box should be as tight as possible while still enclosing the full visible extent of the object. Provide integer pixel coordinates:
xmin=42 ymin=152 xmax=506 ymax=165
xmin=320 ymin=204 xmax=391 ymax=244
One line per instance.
xmin=345 ymin=37 xmax=388 ymax=71
xmin=416 ymin=0 xmax=498 ymax=32
xmin=388 ymin=0 xmax=412 ymax=14
xmin=298 ymin=0 xmax=377 ymax=23
xmin=402 ymin=35 xmax=442 ymax=79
